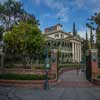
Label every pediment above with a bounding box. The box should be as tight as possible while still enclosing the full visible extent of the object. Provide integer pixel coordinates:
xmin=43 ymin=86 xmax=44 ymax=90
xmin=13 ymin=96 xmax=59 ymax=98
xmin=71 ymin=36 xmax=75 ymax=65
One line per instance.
xmin=47 ymin=30 xmax=71 ymax=39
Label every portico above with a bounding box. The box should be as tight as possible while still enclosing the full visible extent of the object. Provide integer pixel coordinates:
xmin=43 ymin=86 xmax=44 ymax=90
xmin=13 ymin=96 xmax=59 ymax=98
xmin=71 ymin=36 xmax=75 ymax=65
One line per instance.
xmin=44 ymin=24 xmax=82 ymax=63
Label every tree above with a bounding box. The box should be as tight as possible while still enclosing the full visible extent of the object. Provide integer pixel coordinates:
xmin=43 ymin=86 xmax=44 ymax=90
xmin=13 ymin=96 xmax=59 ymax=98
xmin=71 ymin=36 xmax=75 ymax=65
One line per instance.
xmin=86 ymin=23 xmax=94 ymax=49
xmin=3 ymin=21 xmax=45 ymax=66
xmin=73 ymin=22 xmax=77 ymax=36
xmin=85 ymin=30 xmax=89 ymax=50
xmin=96 ymin=26 xmax=100 ymax=51
xmin=86 ymin=12 xmax=100 ymax=51
xmin=0 ymin=26 xmax=4 ymax=41
xmin=0 ymin=0 xmax=44 ymax=67
xmin=0 ymin=0 xmax=26 ymax=30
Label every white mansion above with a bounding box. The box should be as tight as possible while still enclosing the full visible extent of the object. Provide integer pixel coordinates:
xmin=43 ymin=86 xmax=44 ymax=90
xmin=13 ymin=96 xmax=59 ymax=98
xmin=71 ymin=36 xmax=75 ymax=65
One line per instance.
xmin=44 ymin=24 xmax=82 ymax=63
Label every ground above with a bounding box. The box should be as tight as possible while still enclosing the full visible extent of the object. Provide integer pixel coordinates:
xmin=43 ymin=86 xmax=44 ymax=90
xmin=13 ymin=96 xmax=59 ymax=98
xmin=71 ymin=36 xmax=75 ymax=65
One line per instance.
xmin=0 ymin=69 xmax=100 ymax=100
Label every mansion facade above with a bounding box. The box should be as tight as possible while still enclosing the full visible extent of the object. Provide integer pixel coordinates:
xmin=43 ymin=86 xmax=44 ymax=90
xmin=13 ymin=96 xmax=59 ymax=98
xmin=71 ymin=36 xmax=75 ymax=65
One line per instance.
xmin=44 ymin=24 xmax=82 ymax=63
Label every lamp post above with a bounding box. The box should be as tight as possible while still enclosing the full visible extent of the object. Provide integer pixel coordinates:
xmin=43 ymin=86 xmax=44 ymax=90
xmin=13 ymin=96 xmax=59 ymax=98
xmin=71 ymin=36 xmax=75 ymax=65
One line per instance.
xmin=44 ymin=46 xmax=50 ymax=90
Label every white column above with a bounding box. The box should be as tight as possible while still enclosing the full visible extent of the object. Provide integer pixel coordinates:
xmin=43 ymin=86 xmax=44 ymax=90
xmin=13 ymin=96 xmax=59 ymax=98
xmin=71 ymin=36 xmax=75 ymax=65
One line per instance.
xmin=76 ymin=43 xmax=77 ymax=62
xmin=80 ymin=44 xmax=82 ymax=61
xmin=76 ymin=43 xmax=78 ymax=62
xmin=77 ymin=44 xmax=80 ymax=63
xmin=75 ymin=43 xmax=76 ymax=62
xmin=78 ymin=44 xmax=80 ymax=62
xmin=72 ymin=42 xmax=74 ymax=62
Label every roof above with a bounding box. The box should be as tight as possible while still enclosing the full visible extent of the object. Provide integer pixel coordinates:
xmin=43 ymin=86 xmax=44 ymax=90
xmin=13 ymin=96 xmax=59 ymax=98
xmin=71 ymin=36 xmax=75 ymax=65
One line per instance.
xmin=45 ymin=30 xmax=72 ymax=36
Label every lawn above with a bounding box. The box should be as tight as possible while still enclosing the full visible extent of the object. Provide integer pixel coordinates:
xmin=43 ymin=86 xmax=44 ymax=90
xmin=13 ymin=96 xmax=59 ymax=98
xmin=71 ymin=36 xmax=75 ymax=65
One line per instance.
xmin=58 ymin=63 xmax=83 ymax=69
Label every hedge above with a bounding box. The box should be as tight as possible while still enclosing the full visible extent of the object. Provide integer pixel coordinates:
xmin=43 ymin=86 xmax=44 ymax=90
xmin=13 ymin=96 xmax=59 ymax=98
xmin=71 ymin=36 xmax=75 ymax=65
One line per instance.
xmin=0 ymin=74 xmax=47 ymax=80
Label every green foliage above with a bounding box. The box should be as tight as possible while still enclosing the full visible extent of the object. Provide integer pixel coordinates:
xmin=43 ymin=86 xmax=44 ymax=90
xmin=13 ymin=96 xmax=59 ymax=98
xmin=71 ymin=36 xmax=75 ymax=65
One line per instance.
xmin=83 ymin=31 xmax=89 ymax=55
xmin=0 ymin=74 xmax=46 ymax=80
xmin=98 ymin=75 xmax=100 ymax=79
xmin=86 ymin=23 xmax=94 ymax=49
xmin=86 ymin=12 xmax=100 ymax=51
xmin=0 ymin=0 xmax=23 ymax=30
xmin=73 ymin=22 xmax=77 ymax=36
xmin=96 ymin=26 xmax=100 ymax=52
xmin=59 ymin=63 xmax=82 ymax=69
xmin=0 ymin=0 xmax=45 ymax=67
xmin=0 ymin=26 xmax=4 ymax=41
xmin=0 ymin=0 xmax=38 ymax=31
xmin=3 ymin=21 xmax=45 ymax=66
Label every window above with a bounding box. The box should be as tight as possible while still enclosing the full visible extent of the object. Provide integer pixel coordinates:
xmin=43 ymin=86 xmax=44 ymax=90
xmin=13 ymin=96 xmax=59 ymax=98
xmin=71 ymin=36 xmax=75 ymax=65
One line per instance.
xmin=61 ymin=34 xmax=64 ymax=38
xmin=55 ymin=33 xmax=59 ymax=38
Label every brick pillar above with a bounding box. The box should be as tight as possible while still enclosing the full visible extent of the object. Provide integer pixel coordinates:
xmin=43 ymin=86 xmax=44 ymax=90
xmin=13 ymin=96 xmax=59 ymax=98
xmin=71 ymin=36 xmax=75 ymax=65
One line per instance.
xmin=51 ymin=49 xmax=58 ymax=79
xmin=90 ymin=49 xmax=98 ymax=78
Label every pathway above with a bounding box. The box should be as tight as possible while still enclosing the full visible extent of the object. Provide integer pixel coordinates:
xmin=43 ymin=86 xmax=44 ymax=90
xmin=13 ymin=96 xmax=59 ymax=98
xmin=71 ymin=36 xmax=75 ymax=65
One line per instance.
xmin=0 ymin=69 xmax=100 ymax=100
xmin=56 ymin=69 xmax=94 ymax=88
xmin=0 ymin=86 xmax=100 ymax=100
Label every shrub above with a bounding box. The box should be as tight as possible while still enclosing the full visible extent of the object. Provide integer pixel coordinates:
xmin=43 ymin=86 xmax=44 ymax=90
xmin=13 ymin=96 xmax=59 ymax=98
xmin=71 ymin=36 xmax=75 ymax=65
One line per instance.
xmin=0 ymin=74 xmax=47 ymax=80
xmin=98 ymin=75 xmax=100 ymax=79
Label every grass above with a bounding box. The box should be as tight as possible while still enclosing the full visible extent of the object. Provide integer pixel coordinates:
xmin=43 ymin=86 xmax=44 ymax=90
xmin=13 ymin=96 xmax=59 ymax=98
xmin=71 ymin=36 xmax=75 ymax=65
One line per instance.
xmin=58 ymin=63 xmax=83 ymax=69
xmin=0 ymin=74 xmax=46 ymax=80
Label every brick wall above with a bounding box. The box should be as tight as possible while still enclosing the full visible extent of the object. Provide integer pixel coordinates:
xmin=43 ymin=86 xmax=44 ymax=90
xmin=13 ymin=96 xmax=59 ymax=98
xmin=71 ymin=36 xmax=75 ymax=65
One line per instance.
xmin=0 ymin=68 xmax=49 ymax=75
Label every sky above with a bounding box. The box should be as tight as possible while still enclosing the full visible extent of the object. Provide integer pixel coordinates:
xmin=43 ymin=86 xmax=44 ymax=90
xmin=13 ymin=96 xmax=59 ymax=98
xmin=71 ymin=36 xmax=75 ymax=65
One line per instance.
xmin=1 ymin=0 xmax=100 ymax=38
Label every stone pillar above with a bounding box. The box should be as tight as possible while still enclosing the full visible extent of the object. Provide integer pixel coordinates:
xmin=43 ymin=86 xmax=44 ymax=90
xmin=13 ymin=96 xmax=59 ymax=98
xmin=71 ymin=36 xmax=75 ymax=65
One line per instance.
xmin=90 ymin=49 xmax=98 ymax=78
xmin=51 ymin=49 xmax=58 ymax=79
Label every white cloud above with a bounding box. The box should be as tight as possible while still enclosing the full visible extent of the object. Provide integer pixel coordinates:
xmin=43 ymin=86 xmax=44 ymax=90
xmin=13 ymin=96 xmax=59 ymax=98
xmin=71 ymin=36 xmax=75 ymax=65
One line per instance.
xmin=78 ymin=28 xmax=96 ymax=39
xmin=75 ymin=0 xmax=100 ymax=13
xmin=34 ymin=0 xmax=40 ymax=5
xmin=44 ymin=0 xmax=69 ymax=22
xmin=78 ymin=30 xmax=88 ymax=39
xmin=75 ymin=0 xmax=85 ymax=8
xmin=91 ymin=0 xmax=100 ymax=13
xmin=0 ymin=0 xmax=6 ymax=4
xmin=56 ymin=7 xmax=69 ymax=22
xmin=0 ymin=0 xmax=21 ymax=4
xmin=29 ymin=0 xmax=100 ymax=22
xmin=45 ymin=0 xmax=64 ymax=9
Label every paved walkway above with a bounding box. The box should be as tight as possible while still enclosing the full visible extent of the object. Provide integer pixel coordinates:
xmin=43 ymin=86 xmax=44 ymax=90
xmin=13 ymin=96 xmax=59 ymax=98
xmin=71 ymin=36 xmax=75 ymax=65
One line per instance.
xmin=59 ymin=69 xmax=86 ymax=82
xmin=56 ymin=69 xmax=94 ymax=88
xmin=0 ymin=69 xmax=100 ymax=100
xmin=0 ymin=86 xmax=100 ymax=100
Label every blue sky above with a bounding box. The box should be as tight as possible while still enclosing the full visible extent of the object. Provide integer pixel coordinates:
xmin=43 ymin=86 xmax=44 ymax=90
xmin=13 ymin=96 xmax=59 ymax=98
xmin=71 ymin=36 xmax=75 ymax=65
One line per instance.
xmin=1 ymin=0 xmax=100 ymax=37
